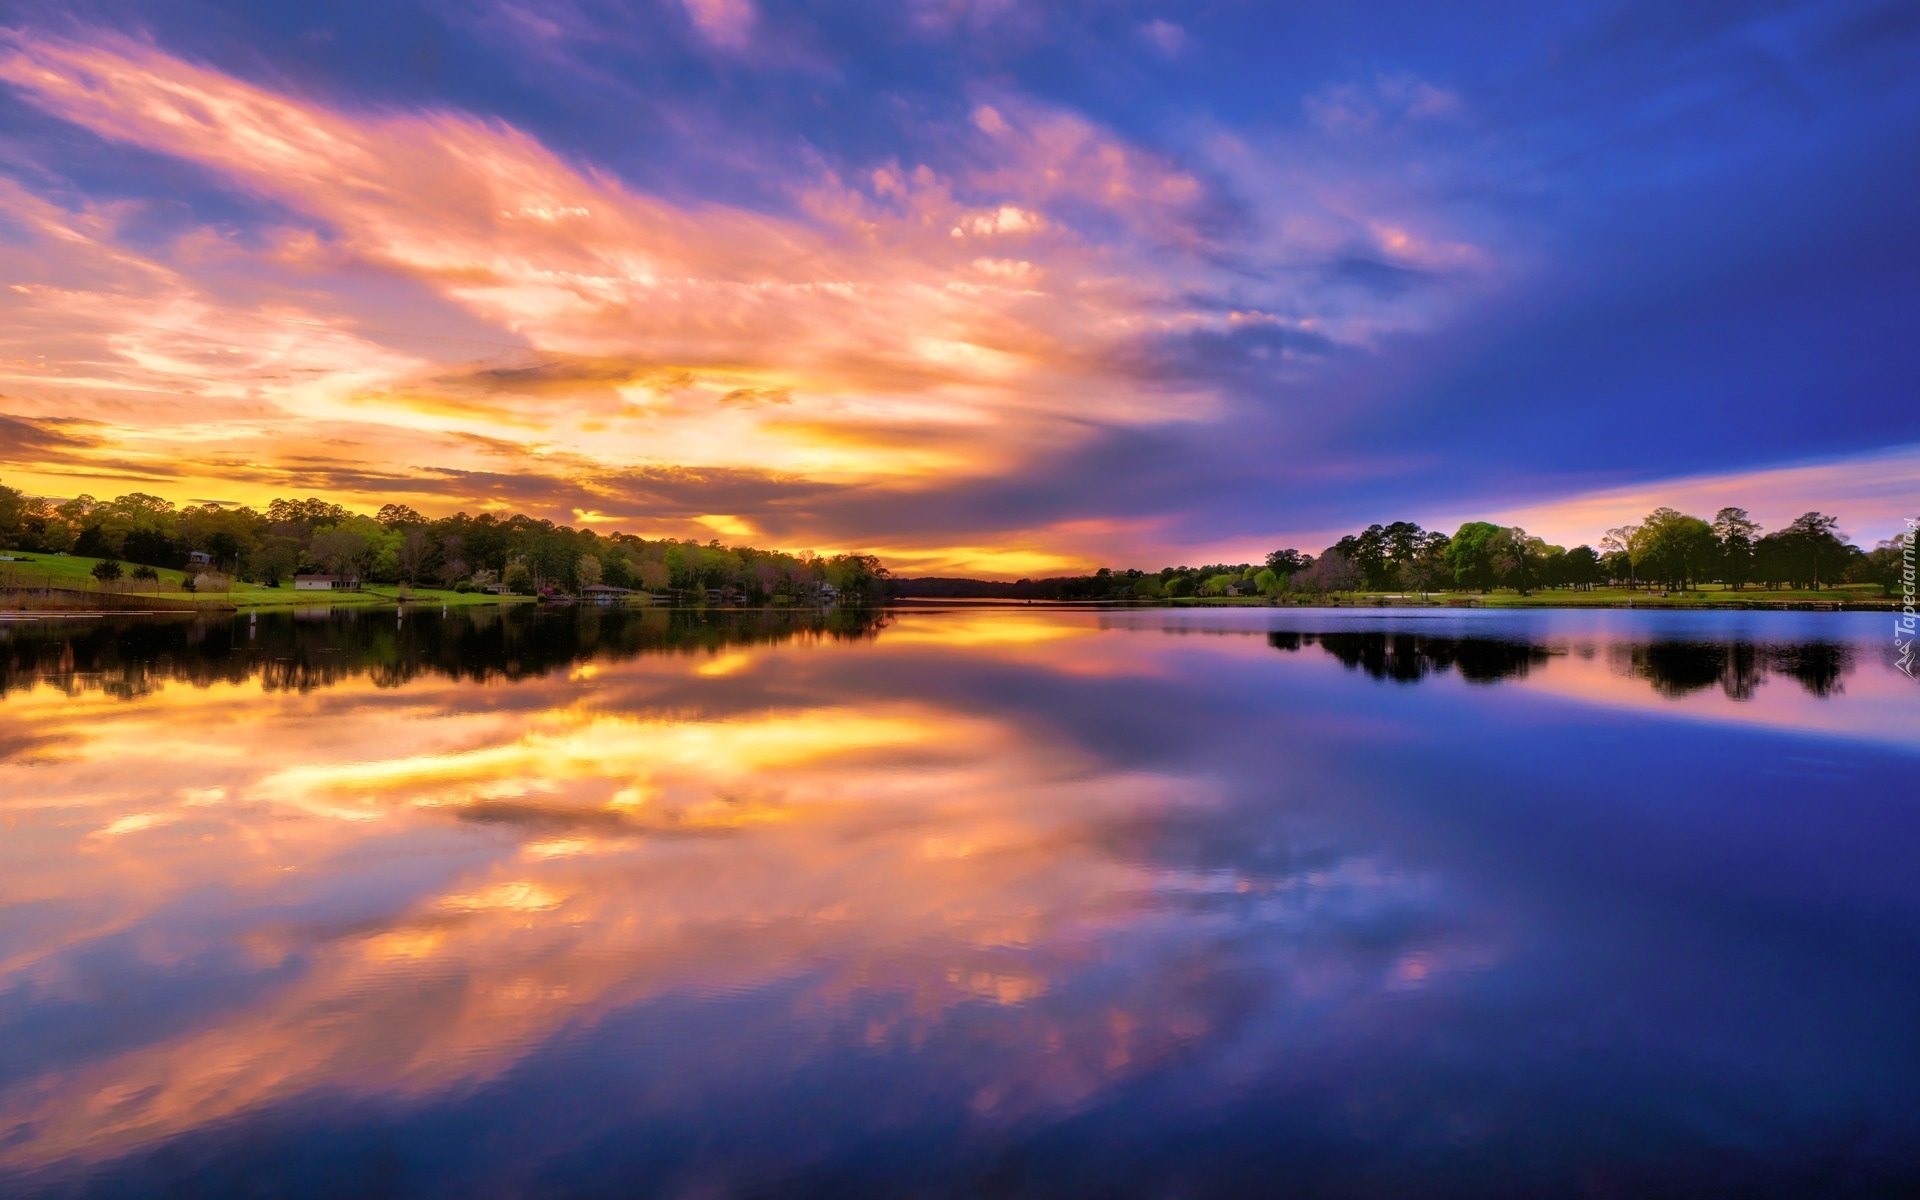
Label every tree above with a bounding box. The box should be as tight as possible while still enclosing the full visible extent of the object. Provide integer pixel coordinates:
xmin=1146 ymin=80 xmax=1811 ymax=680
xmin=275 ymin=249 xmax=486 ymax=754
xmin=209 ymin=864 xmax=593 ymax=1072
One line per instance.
xmin=1636 ymin=508 xmax=1716 ymax=590
xmin=1333 ymin=527 xmax=1388 ymax=590
xmin=122 ymin=526 xmax=178 ymax=569
xmin=1446 ymin=522 xmax=1505 ymax=591
xmin=1487 ymin=526 xmax=1549 ymax=594
xmin=206 ymin=530 xmax=244 ymax=570
xmin=576 ymin=554 xmax=603 ymax=590
xmin=91 ymin=559 xmax=123 ymax=583
xmin=1297 ymin=548 xmax=1361 ymax=596
xmin=1564 ymin=545 xmax=1602 ymax=590
xmin=375 ymin=503 xmax=427 ymax=528
xmin=1757 ymin=512 xmax=1855 ymax=589
xmin=249 ymin=541 xmax=298 ymax=587
xmin=310 ymin=525 xmax=372 ymax=576
xmin=396 ymin=525 xmax=437 ymax=583
xmin=1855 ymin=534 xmax=1912 ymax=597
xmin=1265 ymin=549 xmax=1306 ymax=574
xmin=1783 ymin=512 xmax=1853 ymax=589
xmin=1712 ymin=507 xmax=1760 ymax=590
xmin=1601 ymin=525 xmax=1643 ymax=587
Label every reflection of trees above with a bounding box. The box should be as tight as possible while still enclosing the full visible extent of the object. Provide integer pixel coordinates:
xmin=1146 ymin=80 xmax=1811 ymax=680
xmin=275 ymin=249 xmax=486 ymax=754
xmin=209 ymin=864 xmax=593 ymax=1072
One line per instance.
xmin=1269 ymin=630 xmax=1855 ymax=699
xmin=1269 ymin=631 xmax=1552 ymax=684
xmin=0 ymin=607 xmax=893 ymax=699
xmin=1610 ymin=641 xmax=1851 ymax=700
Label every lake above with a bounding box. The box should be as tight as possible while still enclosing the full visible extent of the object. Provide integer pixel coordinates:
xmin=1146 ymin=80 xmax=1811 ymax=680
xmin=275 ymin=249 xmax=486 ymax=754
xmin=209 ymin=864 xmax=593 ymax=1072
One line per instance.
xmin=1 ymin=605 xmax=1917 ymax=1197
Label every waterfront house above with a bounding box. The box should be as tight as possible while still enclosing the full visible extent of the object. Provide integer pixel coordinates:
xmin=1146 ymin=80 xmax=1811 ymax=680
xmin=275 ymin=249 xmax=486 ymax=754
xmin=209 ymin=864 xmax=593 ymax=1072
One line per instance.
xmin=294 ymin=574 xmax=360 ymax=591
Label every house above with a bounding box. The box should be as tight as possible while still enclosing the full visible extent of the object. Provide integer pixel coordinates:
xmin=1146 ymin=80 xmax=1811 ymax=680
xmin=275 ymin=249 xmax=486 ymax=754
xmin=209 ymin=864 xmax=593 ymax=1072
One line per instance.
xmin=294 ymin=574 xmax=360 ymax=591
xmin=187 ymin=550 xmax=213 ymax=568
xmin=581 ymin=584 xmax=632 ymax=605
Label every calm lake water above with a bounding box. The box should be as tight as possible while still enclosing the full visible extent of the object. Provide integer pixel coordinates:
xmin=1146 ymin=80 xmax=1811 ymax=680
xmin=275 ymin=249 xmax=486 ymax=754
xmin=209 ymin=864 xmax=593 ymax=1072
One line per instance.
xmin=1 ymin=605 xmax=1917 ymax=1198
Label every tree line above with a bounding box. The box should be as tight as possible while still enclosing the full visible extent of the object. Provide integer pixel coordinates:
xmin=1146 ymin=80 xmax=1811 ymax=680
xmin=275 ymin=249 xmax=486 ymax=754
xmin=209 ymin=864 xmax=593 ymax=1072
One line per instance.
xmin=895 ymin=506 xmax=1908 ymax=600
xmin=0 ymin=481 xmax=890 ymax=603
xmin=5 ymin=476 xmax=1904 ymax=604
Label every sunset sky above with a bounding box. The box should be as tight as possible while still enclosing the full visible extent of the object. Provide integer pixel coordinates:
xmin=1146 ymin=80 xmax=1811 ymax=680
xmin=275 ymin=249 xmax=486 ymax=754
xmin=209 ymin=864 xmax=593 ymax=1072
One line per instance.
xmin=2 ymin=1 xmax=1917 ymax=574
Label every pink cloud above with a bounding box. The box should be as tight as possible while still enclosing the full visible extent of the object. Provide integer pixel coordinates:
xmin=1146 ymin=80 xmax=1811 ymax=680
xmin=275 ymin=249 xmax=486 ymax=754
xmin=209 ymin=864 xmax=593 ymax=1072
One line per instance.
xmin=1139 ymin=19 xmax=1186 ymax=56
xmin=1479 ymin=445 xmax=1920 ymax=549
xmin=0 ymin=28 xmax=1511 ymax=568
xmin=681 ymin=0 xmax=755 ymax=48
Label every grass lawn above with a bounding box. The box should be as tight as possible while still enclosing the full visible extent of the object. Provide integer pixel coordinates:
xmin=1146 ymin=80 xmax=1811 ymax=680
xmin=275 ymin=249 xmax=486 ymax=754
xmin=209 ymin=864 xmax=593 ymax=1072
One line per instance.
xmin=1 ymin=552 xmax=531 ymax=609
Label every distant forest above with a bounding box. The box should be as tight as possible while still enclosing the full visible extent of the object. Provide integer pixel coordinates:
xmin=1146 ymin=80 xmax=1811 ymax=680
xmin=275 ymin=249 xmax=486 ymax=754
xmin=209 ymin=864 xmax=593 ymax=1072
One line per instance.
xmin=894 ymin=508 xmax=1912 ymax=600
xmin=2 ymin=479 xmax=1907 ymax=603
xmin=0 ymin=480 xmax=890 ymax=602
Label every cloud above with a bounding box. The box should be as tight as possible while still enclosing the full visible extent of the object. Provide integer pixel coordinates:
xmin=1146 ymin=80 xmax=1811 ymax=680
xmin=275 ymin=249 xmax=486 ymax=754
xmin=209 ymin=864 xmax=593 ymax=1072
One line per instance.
xmin=682 ymin=0 xmax=756 ymax=48
xmin=0 ymin=413 xmax=99 ymax=463
xmin=0 ymin=26 xmax=1492 ymax=558
xmin=1304 ymin=74 xmax=1466 ymax=136
xmin=1139 ymin=19 xmax=1186 ymax=56
xmin=5 ymin=3 xmax=1904 ymax=570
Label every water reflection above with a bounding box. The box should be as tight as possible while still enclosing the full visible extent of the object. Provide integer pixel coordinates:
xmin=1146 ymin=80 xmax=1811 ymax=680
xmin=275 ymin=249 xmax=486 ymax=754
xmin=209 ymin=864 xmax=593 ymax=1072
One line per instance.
xmin=0 ymin=607 xmax=1916 ymax=1197
xmin=0 ymin=607 xmax=891 ymax=699
xmin=1267 ymin=628 xmax=1854 ymax=698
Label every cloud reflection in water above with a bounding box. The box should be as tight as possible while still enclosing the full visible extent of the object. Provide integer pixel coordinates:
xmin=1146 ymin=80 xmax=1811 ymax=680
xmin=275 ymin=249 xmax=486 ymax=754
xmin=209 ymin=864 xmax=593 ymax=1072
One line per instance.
xmin=0 ymin=606 xmax=1916 ymax=1196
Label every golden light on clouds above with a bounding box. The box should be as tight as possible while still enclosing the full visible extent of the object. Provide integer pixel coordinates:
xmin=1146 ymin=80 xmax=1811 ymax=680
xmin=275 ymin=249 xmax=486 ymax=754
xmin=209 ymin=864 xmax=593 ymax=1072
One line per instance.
xmin=0 ymin=30 xmax=1272 ymax=563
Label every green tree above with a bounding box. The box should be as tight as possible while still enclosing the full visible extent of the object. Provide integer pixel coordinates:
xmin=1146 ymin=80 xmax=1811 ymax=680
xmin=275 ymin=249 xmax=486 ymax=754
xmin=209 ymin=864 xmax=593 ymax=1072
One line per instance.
xmin=1265 ymin=548 xmax=1306 ymax=574
xmin=576 ymin=554 xmax=603 ymax=590
xmin=91 ymin=559 xmax=123 ymax=583
xmin=1445 ymin=522 xmax=1505 ymax=591
xmin=1636 ymin=508 xmax=1717 ymax=590
xmin=1855 ymin=534 xmax=1911 ymax=597
xmin=1601 ymin=525 xmax=1643 ymax=587
xmin=1488 ymin=526 xmax=1549 ymax=594
xmin=1563 ymin=545 xmax=1602 ymax=590
xmin=1712 ymin=507 xmax=1760 ymax=590
xmin=248 ymin=540 xmax=299 ymax=587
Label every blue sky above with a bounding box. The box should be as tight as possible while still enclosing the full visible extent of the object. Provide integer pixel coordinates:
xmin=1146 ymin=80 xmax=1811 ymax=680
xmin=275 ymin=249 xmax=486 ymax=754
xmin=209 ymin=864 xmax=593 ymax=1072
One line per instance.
xmin=1 ymin=0 xmax=1916 ymax=571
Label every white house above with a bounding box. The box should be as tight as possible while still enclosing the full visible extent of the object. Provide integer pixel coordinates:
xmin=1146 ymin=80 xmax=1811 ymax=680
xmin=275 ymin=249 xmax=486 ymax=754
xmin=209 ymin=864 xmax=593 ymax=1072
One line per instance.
xmin=294 ymin=574 xmax=359 ymax=591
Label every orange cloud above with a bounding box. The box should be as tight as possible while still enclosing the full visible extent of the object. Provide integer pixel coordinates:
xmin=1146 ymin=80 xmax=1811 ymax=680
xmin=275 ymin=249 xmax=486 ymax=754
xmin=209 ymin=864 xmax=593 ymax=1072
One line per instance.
xmin=0 ymin=28 xmax=1503 ymax=563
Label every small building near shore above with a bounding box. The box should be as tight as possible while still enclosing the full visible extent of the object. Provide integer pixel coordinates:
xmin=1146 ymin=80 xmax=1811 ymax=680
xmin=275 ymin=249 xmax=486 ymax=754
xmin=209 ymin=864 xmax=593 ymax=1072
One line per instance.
xmin=295 ymin=574 xmax=359 ymax=591
xmin=187 ymin=551 xmax=213 ymax=569
xmin=582 ymin=584 xmax=632 ymax=605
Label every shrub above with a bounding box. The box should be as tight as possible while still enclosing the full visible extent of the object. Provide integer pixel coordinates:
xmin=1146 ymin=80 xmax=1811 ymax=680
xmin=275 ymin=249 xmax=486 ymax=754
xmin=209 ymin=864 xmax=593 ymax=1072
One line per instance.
xmin=91 ymin=559 xmax=123 ymax=582
xmin=131 ymin=564 xmax=159 ymax=582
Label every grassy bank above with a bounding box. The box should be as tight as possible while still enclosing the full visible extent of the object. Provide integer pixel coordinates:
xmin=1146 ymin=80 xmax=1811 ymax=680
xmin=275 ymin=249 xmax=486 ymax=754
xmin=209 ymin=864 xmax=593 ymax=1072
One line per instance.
xmin=0 ymin=553 xmax=532 ymax=610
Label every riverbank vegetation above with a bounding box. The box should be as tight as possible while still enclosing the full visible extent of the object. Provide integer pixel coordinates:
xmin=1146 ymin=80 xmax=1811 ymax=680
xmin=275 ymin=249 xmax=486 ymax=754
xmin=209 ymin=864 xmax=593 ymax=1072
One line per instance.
xmin=0 ymin=480 xmax=890 ymax=605
xmin=6 ymin=477 xmax=1905 ymax=611
xmin=893 ymin=507 xmax=1912 ymax=605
